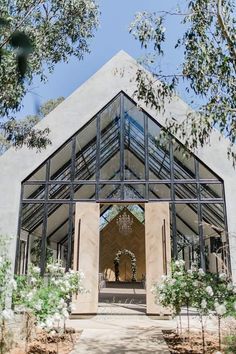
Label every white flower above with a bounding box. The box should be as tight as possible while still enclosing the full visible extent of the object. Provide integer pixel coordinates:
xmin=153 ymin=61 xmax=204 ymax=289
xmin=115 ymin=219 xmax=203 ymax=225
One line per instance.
xmin=185 ymin=292 xmax=190 ymax=298
xmin=70 ymin=303 xmax=76 ymax=312
xmin=2 ymin=309 xmax=14 ymax=320
xmin=34 ymin=301 xmax=42 ymax=311
xmin=193 ymin=280 xmax=199 ymax=287
xmin=59 ymin=298 xmax=65 ymax=306
xmin=32 ymin=266 xmax=40 ymax=273
xmin=53 ymin=313 xmax=62 ymax=322
xmin=227 ymin=283 xmax=233 ymax=291
xmin=159 ymin=294 xmax=165 ymax=302
xmin=201 ymin=299 xmax=207 ymax=309
xmin=198 ymin=268 xmax=205 ymax=276
xmin=9 ymin=278 xmax=17 ymax=290
xmin=30 ymin=277 xmax=37 ymax=284
xmin=219 ymin=273 xmax=227 ymax=281
xmin=26 ymin=291 xmax=35 ymax=301
xmin=206 ymin=286 xmax=214 ymax=296
xmin=38 ymin=322 xmax=45 ymax=329
xmin=62 ymin=308 xmax=69 ymax=319
xmin=45 ymin=317 xmax=54 ymax=329
xmin=215 ymin=303 xmax=226 ymax=316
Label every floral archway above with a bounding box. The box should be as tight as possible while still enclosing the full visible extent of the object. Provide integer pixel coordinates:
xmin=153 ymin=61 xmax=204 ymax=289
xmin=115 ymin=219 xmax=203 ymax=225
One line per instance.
xmin=113 ymin=249 xmax=137 ymax=282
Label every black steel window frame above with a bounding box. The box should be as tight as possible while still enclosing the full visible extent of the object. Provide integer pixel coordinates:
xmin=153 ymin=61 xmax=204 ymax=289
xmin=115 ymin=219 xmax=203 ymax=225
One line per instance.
xmin=16 ymin=91 xmax=229 ymax=274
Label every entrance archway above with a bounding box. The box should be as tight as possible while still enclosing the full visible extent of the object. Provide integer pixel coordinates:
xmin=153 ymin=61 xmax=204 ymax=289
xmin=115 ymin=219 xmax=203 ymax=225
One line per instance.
xmin=72 ymin=202 xmax=171 ymax=316
xmin=114 ymin=249 xmax=137 ymax=282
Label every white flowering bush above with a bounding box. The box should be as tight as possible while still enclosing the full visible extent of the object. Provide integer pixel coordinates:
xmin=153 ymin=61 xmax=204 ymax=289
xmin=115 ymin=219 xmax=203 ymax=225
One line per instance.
xmin=0 ymin=236 xmax=17 ymax=352
xmin=0 ymin=236 xmax=16 ymax=322
xmin=153 ymin=260 xmax=236 ymax=316
xmin=0 ymin=257 xmax=16 ymax=323
xmin=13 ymin=262 xmax=85 ymax=331
xmin=152 ymin=260 xmax=192 ymax=316
xmin=152 ymin=260 xmax=236 ymax=351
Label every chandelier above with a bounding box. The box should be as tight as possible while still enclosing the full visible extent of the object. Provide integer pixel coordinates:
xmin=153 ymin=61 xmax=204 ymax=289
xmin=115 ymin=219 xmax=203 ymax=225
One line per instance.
xmin=116 ymin=209 xmax=134 ymax=235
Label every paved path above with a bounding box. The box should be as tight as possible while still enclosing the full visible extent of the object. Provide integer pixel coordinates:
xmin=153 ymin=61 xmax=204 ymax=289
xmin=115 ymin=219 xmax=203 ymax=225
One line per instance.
xmin=68 ymin=305 xmax=220 ymax=353
xmin=68 ymin=314 xmax=171 ymax=353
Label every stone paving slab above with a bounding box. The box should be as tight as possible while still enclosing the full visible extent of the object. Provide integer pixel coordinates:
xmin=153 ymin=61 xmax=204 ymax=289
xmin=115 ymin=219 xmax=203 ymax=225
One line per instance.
xmin=67 ymin=306 xmax=220 ymax=353
xmin=70 ymin=327 xmax=170 ymax=353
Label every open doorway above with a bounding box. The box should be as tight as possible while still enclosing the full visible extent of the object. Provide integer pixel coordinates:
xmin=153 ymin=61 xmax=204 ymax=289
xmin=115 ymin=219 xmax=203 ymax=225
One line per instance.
xmin=98 ymin=204 xmax=146 ymax=315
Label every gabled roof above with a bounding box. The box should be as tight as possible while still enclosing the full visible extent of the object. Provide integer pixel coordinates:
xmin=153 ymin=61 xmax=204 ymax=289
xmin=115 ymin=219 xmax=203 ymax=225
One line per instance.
xmin=0 ymin=50 xmax=235 ymax=241
xmin=0 ymin=50 xmax=234 ymax=184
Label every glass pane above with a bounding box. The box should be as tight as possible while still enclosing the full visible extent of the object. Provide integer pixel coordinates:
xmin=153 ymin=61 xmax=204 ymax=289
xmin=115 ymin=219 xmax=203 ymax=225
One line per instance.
xmin=99 ymin=184 xmax=121 ymax=200
xmin=201 ymin=204 xmax=226 ymax=273
xmin=75 ymin=117 xmax=97 ymax=181
xmin=50 ymin=141 xmax=72 ymax=181
xmin=16 ymin=230 xmax=29 ymax=274
xmin=21 ymin=203 xmax=45 ymax=232
xmin=148 ymin=118 xmax=170 ymax=179
xmin=124 ymin=150 xmax=145 ymax=180
xmin=124 ymin=96 xmax=145 ymax=180
xmin=48 ymin=184 xmax=71 ymax=200
xmin=175 ymin=183 xmax=197 ymax=200
xmin=100 ymin=96 xmax=120 ymax=179
xmin=29 ymin=164 xmax=46 ymax=181
xmin=200 ymin=183 xmax=223 ymax=199
xmin=149 ymin=183 xmax=171 ymax=199
xmin=45 ymin=204 xmax=71 ymax=269
xmin=23 ymin=184 xmax=45 ymax=200
xmin=199 ymin=161 xmax=220 ymax=180
xmin=74 ymin=184 xmax=96 ymax=200
xmin=175 ymin=203 xmax=200 ymax=267
xmin=173 ymin=142 xmax=195 ymax=179
xmin=100 ymin=152 xmax=120 ymax=180
xmin=124 ymin=184 xmax=145 ymax=199
xmin=201 ymin=204 xmax=225 ymax=233
xmin=127 ymin=205 xmax=145 ymax=223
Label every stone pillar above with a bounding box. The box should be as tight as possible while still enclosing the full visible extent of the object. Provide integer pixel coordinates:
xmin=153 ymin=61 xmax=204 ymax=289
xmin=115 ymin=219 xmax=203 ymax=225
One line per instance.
xmin=72 ymin=202 xmax=100 ymax=315
xmin=145 ymin=203 xmax=171 ymax=317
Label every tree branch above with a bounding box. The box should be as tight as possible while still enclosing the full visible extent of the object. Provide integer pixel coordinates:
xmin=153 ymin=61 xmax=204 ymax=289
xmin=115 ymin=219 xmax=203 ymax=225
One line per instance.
xmin=216 ymin=0 xmax=236 ymax=69
xmin=0 ymin=0 xmax=45 ymax=50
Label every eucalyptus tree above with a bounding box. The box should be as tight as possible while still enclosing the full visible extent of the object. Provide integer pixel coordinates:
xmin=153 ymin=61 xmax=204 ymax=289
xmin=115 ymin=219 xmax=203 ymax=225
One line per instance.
xmin=0 ymin=97 xmax=64 ymax=154
xmin=0 ymin=0 xmax=99 ymax=150
xmin=129 ymin=0 xmax=236 ymax=162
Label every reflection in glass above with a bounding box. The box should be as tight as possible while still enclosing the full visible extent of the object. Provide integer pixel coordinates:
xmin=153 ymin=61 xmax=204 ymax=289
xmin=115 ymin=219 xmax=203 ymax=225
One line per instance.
xmin=149 ymin=183 xmax=171 ymax=199
xmin=75 ymin=117 xmax=97 ymax=181
xmin=148 ymin=118 xmax=170 ymax=179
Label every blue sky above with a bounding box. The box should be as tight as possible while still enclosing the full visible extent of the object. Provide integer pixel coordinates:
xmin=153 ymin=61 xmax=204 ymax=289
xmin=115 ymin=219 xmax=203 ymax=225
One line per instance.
xmin=17 ymin=0 xmax=187 ymax=118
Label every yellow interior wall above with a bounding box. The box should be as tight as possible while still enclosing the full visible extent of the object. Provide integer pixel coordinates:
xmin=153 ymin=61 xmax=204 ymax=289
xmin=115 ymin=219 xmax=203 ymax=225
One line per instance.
xmin=99 ymin=210 xmax=145 ymax=281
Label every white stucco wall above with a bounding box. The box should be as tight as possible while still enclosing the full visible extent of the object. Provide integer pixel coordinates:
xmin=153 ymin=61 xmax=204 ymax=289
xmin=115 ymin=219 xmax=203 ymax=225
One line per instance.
xmin=0 ymin=50 xmax=235 ymax=280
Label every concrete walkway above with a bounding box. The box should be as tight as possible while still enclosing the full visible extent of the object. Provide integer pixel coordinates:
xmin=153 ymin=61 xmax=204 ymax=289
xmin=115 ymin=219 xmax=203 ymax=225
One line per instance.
xmin=68 ymin=305 xmax=222 ymax=353
xmin=68 ymin=313 xmax=171 ymax=353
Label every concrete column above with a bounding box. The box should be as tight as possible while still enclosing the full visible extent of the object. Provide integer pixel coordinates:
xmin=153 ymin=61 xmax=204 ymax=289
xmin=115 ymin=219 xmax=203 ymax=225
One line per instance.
xmin=145 ymin=203 xmax=171 ymax=317
xmin=72 ymin=202 xmax=100 ymax=315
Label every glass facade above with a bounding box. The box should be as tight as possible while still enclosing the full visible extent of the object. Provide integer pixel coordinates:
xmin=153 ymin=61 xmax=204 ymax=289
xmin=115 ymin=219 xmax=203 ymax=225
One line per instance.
xmin=16 ymin=92 xmax=229 ymax=275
